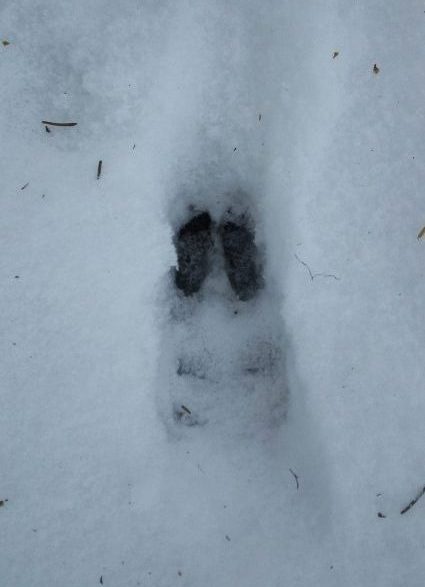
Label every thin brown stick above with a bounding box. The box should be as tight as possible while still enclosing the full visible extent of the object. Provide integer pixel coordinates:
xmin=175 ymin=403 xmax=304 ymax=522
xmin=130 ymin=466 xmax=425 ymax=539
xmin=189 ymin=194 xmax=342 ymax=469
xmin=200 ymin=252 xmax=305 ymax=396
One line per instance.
xmin=42 ymin=120 xmax=77 ymax=127
xmin=289 ymin=468 xmax=299 ymax=490
xmin=97 ymin=160 xmax=102 ymax=180
xmin=400 ymin=485 xmax=425 ymax=515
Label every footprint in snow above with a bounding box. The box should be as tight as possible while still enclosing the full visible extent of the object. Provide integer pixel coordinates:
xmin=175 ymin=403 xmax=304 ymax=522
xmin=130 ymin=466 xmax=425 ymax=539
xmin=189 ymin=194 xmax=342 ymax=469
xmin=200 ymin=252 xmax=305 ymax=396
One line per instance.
xmin=155 ymin=189 xmax=288 ymax=440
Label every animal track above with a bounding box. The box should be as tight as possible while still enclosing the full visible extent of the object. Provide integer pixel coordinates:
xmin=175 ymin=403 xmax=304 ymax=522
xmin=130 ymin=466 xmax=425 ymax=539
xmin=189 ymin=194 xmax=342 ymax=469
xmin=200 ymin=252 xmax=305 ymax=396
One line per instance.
xmin=156 ymin=190 xmax=288 ymax=439
xmin=173 ymin=205 xmax=263 ymax=301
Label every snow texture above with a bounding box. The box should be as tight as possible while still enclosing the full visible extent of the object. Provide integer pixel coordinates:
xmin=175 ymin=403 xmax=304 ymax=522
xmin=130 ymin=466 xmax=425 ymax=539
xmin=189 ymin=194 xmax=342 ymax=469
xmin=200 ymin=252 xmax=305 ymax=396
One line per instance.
xmin=2 ymin=1 xmax=425 ymax=586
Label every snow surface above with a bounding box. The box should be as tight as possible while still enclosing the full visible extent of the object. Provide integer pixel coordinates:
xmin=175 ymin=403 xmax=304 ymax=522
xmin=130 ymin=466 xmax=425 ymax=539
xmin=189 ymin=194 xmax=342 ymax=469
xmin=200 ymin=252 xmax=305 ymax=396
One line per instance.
xmin=2 ymin=1 xmax=425 ymax=586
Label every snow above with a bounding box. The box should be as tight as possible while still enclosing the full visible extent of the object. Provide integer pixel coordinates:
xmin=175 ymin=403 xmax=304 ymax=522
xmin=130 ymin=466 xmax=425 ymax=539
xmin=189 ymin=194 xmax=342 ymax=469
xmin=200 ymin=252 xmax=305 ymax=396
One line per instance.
xmin=2 ymin=0 xmax=425 ymax=585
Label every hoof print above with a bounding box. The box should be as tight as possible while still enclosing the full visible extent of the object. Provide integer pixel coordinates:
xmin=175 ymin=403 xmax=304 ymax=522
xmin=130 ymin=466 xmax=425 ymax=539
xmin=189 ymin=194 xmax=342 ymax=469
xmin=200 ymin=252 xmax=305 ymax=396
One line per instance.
xmin=157 ymin=192 xmax=288 ymax=437
xmin=220 ymin=210 xmax=264 ymax=301
xmin=174 ymin=211 xmax=213 ymax=296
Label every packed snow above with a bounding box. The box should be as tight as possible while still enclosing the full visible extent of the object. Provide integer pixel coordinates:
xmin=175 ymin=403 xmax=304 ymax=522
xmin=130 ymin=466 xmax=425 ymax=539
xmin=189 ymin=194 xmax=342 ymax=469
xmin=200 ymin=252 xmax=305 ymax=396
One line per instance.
xmin=2 ymin=1 xmax=425 ymax=586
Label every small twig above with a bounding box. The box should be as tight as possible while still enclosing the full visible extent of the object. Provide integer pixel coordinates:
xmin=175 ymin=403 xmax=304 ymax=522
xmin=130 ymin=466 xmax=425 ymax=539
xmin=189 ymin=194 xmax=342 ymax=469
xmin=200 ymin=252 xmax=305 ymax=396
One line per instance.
xmin=314 ymin=271 xmax=340 ymax=280
xmin=45 ymin=126 xmax=51 ymax=133
xmin=20 ymin=182 xmax=29 ymax=190
xmin=400 ymin=485 xmax=425 ymax=515
xmin=417 ymin=226 xmax=425 ymax=240
xmin=97 ymin=160 xmax=103 ymax=180
xmin=295 ymin=254 xmax=314 ymax=280
xmin=294 ymin=254 xmax=340 ymax=281
xmin=289 ymin=468 xmax=299 ymax=490
xmin=41 ymin=120 xmax=77 ymax=127
xmin=377 ymin=512 xmax=386 ymax=518
xmin=181 ymin=405 xmax=191 ymax=415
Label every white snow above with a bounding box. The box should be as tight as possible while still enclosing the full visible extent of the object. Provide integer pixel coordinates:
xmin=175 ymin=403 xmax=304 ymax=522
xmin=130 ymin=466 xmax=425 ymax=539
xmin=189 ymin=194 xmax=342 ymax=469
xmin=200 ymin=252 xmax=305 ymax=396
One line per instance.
xmin=2 ymin=1 xmax=425 ymax=586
